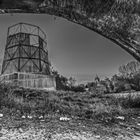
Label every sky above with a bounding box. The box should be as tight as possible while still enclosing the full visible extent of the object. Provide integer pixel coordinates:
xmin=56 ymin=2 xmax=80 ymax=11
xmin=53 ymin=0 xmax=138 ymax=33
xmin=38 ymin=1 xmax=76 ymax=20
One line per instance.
xmin=0 ymin=14 xmax=135 ymax=83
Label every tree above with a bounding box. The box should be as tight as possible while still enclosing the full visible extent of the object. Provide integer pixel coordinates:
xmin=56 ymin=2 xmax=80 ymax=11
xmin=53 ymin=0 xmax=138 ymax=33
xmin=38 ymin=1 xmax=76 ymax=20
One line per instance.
xmin=119 ymin=61 xmax=140 ymax=77
xmin=94 ymin=75 xmax=100 ymax=84
xmin=68 ymin=77 xmax=76 ymax=87
xmin=52 ymin=70 xmax=69 ymax=90
xmin=110 ymin=74 xmax=132 ymax=92
xmin=104 ymin=77 xmax=114 ymax=93
xmin=129 ymin=73 xmax=140 ymax=91
xmin=111 ymin=61 xmax=140 ymax=93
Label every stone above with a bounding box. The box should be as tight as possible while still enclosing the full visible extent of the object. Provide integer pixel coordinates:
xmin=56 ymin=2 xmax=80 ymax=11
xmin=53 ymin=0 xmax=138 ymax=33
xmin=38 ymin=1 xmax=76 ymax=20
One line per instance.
xmin=27 ymin=116 xmax=33 ymax=119
xmin=59 ymin=117 xmax=71 ymax=121
xmin=116 ymin=116 xmax=125 ymax=120
xmin=21 ymin=115 xmax=26 ymax=119
xmin=0 ymin=114 xmax=3 ymax=117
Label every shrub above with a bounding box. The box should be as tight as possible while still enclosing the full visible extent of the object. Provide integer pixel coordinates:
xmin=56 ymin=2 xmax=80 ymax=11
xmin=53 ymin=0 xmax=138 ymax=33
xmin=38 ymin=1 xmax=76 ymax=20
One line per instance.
xmin=117 ymin=93 xmax=140 ymax=108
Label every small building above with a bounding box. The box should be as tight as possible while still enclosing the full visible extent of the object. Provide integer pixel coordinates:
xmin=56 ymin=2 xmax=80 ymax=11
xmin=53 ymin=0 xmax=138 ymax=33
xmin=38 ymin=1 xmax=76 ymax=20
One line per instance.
xmin=0 ymin=23 xmax=56 ymax=90
xmin=89 ymin=75 xmax=107 ymax=94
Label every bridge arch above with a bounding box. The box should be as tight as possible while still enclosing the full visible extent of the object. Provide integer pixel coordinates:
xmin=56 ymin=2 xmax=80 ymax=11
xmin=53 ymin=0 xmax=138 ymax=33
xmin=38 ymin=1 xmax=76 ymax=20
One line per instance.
xmin=1 ymin=0 xmax=140 ymax=61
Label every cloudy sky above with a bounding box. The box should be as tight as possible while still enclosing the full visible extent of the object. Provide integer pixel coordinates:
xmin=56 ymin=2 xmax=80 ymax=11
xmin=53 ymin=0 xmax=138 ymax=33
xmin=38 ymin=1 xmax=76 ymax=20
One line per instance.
xmin=0 ymin=14 xmax=135 ymax=83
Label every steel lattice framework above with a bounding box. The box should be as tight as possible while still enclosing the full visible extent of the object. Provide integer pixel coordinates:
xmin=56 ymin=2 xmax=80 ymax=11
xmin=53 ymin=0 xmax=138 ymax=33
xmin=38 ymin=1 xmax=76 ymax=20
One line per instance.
xmin=1 ymin=23 xmax=51 ymax=75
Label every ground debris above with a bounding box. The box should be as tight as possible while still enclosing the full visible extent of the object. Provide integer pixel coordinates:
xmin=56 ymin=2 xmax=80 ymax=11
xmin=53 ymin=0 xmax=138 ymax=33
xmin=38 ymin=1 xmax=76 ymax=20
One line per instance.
xmin=0 ymin=117 xmax=139 ymax=140
xmin=60 ymin=117 xmax=71 ymax=121
xmin=115 ymin=116 xmax=125 ymax=120
xmin=0 ymin=114 xmax=3 ymax=117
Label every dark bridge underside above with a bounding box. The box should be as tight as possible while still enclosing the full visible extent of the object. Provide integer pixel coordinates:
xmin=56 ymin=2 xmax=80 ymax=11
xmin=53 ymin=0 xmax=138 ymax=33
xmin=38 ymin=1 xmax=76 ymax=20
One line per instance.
xmin=0 ymin=0 xmax=140 ymax=61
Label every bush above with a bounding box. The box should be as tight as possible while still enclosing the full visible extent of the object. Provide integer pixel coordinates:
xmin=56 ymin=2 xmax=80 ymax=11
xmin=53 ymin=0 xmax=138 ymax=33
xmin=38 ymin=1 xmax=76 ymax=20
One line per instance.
xmin=70 ymin=86 xmax=85 ymax=92
xmin=117 ymin=94 xmax=140 ymax=108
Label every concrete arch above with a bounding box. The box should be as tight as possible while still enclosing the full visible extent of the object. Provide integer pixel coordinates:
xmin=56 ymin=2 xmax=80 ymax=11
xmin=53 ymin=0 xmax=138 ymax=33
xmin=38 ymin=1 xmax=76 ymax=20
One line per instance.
xmin=1 ymin=0 xmax=140 ymax=61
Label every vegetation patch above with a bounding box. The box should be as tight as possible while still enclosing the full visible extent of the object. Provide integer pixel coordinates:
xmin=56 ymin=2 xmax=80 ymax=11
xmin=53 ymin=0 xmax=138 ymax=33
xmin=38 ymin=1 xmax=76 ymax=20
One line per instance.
xmin=0 ymin=84 xmax=123 ymax=119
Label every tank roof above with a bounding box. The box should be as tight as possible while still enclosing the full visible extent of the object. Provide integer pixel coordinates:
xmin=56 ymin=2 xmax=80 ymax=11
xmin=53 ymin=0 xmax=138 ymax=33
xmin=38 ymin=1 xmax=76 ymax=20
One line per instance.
xmin=8 ymin=22 xmax=46 ymax=40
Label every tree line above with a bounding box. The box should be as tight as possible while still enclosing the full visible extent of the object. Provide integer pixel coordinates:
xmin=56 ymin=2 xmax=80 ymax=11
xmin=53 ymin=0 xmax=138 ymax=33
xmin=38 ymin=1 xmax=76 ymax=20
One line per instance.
xmin=52 ymin=61 xmax=140 ymax=94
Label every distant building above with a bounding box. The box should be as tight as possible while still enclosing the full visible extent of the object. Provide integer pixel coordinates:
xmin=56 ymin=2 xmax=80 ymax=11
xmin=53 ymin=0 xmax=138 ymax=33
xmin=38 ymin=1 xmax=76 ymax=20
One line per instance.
xmin=89 ymin=75 xmax=107 ymax=94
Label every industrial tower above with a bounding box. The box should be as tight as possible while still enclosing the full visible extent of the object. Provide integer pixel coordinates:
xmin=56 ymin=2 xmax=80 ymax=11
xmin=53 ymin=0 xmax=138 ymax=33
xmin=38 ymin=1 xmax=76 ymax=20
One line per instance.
xmin=0 ymin=23 xmax=56 ymax=90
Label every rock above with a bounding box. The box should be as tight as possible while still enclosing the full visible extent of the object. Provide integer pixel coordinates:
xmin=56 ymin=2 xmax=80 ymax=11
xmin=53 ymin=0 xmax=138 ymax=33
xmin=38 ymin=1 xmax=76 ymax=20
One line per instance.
xmin=18 ymin=128 xmax=23 ymax=133
xmin=59 ymin=117 xmax=70 ymax=121
xmin=39 ymin=116 xmax=43 ymax=119
xmin=137 ymin=123 xmax=140 ymax=126
xmin=95 ymin=135 xmax=101 ymax=138
xmin=0 ymin=114 xmax=3 ymax=117
xmin=116 ymin=116 xmax=125 ymax=120
xmin=27 ymin=115 xmax=33 ymax=119
xmin=40 ymin=120 xmax=45 ymax=122
xmin=21 ymin=115 xmax=26 ymax=119
xmin=0 ymin=9 xmax=5 ymax=14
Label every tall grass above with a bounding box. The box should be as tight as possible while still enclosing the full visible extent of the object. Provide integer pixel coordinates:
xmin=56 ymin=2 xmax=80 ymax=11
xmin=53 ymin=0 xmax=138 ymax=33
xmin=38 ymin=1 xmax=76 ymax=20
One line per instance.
xmin=0 ymin=83 xmax=139 ymax=120
xmin=113 ymin=93 xmax=140 ymax=108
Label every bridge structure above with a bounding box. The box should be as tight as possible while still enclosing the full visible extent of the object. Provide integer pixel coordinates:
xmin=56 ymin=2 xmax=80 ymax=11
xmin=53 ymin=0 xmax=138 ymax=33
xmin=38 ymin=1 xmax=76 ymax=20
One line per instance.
xmin=1 ymin=0 xmax=139 ymax=61
xmin=0 ymin=23 xmax=56 ymax=90
xmin=39 ymin=0 xmax=140 ymax=62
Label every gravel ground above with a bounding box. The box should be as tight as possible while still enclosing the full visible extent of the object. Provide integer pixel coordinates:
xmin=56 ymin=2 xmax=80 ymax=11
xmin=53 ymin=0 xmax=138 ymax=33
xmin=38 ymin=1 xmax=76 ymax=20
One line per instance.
xmin=0 ymin=112 xmax=139 ymax=140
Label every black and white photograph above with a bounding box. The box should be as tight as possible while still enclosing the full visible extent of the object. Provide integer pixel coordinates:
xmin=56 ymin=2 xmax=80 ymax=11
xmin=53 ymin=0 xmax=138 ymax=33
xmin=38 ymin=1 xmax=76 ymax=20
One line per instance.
xmin=0 ymin=0 xmax=139 ymax=139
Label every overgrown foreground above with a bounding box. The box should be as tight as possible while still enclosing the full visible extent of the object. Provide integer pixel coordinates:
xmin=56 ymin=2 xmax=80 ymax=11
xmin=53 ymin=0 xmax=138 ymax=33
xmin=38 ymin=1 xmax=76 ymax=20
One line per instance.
xmin=0 ymin=84 xmax=140 ymax=139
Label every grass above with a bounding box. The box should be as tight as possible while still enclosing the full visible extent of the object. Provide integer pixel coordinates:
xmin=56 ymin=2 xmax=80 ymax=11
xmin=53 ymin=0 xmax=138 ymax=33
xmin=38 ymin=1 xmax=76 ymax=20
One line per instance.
xmin=0 ymin=83 xmax=139 ymax=121
xmin=113 ymin=93 xmax=140 ymax=108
